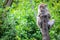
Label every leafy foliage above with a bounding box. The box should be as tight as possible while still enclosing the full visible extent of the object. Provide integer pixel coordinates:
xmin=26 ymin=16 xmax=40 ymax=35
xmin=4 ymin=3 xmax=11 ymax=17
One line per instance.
xmin=0 ymin=0 xmax=60 ymax=40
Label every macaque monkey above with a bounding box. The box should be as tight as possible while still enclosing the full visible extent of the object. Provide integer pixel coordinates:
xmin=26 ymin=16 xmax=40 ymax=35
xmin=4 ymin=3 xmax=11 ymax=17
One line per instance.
xmin=37 ymin=3 xmax=55 ymax=29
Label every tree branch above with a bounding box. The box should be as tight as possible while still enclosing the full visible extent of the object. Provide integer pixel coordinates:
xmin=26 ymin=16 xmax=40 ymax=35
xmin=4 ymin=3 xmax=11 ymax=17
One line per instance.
xmin=3 ymin=0 xmax=13 ymax=7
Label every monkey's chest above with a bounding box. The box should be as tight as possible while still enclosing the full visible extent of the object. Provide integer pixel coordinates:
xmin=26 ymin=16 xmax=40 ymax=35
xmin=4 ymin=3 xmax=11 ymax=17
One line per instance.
xmin=40 ymin=14 xmax=49 ymax=23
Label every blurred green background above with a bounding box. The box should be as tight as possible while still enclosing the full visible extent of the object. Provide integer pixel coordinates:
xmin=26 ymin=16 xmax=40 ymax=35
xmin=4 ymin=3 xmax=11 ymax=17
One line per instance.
xmin=0 ymin=0 xmax=60 ymax=40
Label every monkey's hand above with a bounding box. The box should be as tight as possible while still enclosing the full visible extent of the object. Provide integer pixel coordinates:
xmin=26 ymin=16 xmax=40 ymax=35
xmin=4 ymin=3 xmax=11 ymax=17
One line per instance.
xmin=48 ymin=19 xmax=55 ymax=29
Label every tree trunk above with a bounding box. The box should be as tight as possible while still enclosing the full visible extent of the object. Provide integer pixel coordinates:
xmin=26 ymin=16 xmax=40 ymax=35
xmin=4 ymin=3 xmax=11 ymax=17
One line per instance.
xmin=3 ymin=0 xmax=13 ymax=7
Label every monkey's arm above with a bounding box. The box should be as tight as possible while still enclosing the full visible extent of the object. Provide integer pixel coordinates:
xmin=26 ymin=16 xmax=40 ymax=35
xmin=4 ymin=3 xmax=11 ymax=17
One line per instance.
xmin=37 ymin=16 xmax=41 ymax=28
xmin=45 ymin=9 xmax=51 ymax=18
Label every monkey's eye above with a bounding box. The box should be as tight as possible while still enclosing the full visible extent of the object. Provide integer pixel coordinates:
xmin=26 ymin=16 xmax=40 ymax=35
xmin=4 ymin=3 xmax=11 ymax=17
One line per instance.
xmin=45 ymin=4 xmax=47 ymax=7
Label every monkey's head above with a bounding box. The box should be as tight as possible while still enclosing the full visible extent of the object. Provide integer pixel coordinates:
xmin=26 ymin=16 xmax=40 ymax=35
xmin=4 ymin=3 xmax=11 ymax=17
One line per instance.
xmin=39 ymin=3 xmax=47 ymax=9
xmin=38 ymin=3 xmax=47 ymax=13
xmin=38 ymin=3 xmax=47 ymax=11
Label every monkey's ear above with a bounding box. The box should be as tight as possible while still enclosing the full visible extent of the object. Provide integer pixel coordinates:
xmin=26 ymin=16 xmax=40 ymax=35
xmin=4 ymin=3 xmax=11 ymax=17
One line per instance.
xmin=45 ymin=4 xmax=47 ymax=7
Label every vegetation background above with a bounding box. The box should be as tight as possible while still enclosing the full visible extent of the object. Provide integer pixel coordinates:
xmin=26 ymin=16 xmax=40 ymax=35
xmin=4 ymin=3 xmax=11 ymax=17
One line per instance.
xmin=0 ymin=0 xmax=60 ymax=40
